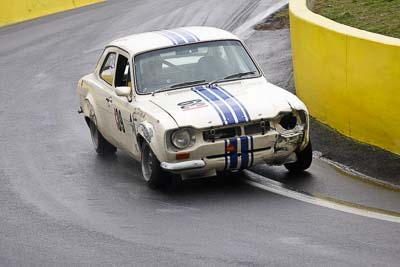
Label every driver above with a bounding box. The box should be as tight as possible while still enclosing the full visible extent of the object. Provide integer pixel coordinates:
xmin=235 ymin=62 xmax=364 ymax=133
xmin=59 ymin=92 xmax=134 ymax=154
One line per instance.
xmin=140 ymin=56 xmax=163 ymax=93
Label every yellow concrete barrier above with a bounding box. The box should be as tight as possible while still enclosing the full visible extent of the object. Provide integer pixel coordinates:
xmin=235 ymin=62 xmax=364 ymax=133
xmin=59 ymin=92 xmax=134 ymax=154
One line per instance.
xmin=290 ymin=0 xmax=400 ymax=155
xmin=0 ymin=0 xmax=105 ymax=27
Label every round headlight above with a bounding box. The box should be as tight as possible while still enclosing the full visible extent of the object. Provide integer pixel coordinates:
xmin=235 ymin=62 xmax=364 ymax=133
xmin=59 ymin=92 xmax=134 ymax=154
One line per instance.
xmin=171 ymin=129 xmax=192 ymax=149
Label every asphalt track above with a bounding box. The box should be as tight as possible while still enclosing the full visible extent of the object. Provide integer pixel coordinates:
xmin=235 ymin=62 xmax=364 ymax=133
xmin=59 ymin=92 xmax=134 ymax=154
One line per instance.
xmin=0 ymin=0 xmax=399 ymax=266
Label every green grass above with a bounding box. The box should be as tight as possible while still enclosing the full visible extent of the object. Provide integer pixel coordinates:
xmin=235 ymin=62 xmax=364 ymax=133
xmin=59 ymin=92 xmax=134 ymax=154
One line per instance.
xmin=254 ymin=6 xmax=290 ymax=31
xmin=313 ymin=0 xmax=400 ymax=39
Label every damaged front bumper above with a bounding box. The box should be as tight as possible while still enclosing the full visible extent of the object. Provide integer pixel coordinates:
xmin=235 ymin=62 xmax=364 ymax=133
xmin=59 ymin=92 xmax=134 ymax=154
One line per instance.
xmin=160 ymin=127 xmax=307 ymax=179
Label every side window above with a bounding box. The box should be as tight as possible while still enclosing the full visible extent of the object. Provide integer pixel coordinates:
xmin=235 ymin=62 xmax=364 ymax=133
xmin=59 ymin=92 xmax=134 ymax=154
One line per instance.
xmin=115 ymin=54 xmax=131 ymax=87
xmin=100 ymin=52 xmax=116 ymax=85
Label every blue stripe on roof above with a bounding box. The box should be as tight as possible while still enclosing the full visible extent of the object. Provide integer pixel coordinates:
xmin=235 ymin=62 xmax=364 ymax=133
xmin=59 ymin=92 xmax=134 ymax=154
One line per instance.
xmin=162 ymin=30 xmax=186 ymax=45
xmin=180 ymin=28 xmax=201 ymax=42
xmin=156 ymin=31 xmax=177 ymax=45
xmin=171 ymin=29 xmax=196 ymax=43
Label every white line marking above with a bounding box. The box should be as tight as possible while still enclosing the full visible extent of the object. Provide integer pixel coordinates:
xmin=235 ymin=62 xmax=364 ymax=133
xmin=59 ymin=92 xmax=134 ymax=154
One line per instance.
xmin=313 ymin=151 xmax=400 ymax=191
xmin=244 ymin=170 xmax=400 ymax=224
xmin=233 ymin=0 xmax=289 ymax=40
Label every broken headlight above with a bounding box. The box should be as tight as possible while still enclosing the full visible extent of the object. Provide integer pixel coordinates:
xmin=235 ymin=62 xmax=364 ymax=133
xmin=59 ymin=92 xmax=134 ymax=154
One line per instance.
xmin=279 ymin=113 xmax=297 ymax=130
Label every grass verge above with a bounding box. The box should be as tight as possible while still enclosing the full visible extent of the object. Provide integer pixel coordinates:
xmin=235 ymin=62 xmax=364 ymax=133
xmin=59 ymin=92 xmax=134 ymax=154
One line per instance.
xmin=254 ymin=6 xmax=289 ymax=31
xmin=313 ymin=0 xmax=400 ymax=39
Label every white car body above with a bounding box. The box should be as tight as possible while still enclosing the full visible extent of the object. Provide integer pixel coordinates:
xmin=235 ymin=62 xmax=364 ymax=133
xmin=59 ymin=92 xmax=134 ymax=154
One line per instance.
xmin=77 ymin=26 xmax=310 ymax=182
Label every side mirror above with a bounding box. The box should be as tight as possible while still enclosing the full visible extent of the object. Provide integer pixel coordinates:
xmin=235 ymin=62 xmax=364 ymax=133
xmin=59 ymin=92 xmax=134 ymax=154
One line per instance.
xmin=115 ymin=86 xmax=131 ymax=97
xmin=115 ymin=86 xmax=132 ymax=101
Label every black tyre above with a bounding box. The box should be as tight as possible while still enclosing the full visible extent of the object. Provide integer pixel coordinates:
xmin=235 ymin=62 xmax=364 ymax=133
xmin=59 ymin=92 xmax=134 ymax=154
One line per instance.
xmin=89 ymin=120 xmax=117 ymax=156
xmin=141 ymin=142 xmax=169 ymax=189
xmin=284 ymin=141 xmax=313 ymax=173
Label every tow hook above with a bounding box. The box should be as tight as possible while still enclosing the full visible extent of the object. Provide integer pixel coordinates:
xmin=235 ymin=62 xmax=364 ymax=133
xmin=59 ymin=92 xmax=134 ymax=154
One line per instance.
xmin=77 ymin=107 xmax=83 ymax=114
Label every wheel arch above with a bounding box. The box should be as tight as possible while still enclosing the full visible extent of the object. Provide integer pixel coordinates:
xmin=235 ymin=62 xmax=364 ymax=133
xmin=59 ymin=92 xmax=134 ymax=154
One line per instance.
xmin=136 ymin=132 xmax=167 ymax=163
xmin=83 ymin=94 xmax=98 ymax=125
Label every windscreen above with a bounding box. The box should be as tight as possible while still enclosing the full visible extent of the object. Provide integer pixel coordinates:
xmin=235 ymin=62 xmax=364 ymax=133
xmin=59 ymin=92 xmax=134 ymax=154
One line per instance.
xmin=134 ymin=40 xmax=260 ymax=94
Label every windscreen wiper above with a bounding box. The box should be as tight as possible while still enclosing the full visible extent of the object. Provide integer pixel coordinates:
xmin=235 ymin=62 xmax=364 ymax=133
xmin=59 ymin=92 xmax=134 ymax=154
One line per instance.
xmin=152 ymin=80 xmax=206 ymax=96
xmin=207 ymin=71 xmax=256 ymax=87
xmin=224 ymin=71 xmax=256 ymax=80
xmin=170 ymin=80 xmax=206 ymax=88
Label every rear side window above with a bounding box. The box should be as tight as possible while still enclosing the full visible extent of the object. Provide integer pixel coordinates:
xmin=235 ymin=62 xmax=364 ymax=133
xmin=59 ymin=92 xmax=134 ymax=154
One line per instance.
xmin=100 ymin=52 xmax=116 ymax=85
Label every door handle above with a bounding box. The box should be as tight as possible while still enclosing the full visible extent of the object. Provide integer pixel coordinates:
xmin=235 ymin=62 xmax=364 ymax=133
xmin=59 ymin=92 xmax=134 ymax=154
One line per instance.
xmin=105 ymin=96 xmax=113 ymax=103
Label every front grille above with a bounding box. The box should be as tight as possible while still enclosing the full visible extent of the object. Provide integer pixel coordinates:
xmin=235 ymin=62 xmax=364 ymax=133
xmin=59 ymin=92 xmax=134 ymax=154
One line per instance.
xmin=203 ymin=120 xmax=272 ymax=142
xmin=244 ymin=121 xmax=270 ymax=135
xmin=203 ymin=126 xmax=241 ymax=142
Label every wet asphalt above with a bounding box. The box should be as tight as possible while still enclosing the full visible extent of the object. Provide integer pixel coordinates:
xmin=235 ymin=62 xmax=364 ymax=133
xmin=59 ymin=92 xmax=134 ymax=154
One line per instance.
xmin=0 ymin=0 xmax=399 ymax=266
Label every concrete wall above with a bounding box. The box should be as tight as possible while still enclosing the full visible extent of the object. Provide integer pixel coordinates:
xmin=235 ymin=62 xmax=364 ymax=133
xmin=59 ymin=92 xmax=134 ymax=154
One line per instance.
xmin=289 ymin=0 xmax=400 ymax=155
xmin=0 ymin=0 xmax=105 ymax=27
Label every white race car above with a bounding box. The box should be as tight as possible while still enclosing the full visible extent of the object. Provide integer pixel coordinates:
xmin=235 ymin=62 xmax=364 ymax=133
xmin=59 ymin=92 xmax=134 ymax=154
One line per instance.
xmin=77 ymin=26 xmax=312 ymax=188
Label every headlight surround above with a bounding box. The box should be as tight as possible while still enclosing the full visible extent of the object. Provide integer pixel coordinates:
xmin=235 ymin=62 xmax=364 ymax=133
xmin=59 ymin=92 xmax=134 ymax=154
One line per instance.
xmin=277 ymin=110 xmax=308 ymax=131
xmin=171 ymin=128 xmax=195 ymax=149
xmin=297 ymin=110 xmax=307 ymax=126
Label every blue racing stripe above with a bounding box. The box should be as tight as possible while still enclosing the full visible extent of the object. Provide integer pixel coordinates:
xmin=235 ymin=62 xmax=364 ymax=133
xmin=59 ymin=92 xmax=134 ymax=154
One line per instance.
xmin=249 ymin=136 xmax=254 ymax=167
xmin=212 ymin=85 xmax=247 ymax=123
xmin=157 ymin=32 xmax=177 ymax=45
xmin=197 ymin=87 xmax=235 ymax=125
xmin=240 ymin=136 xmax=249 ymax=169
xmin=217 ymin=86 xmax=251 ymax=122
xmin=162 ymin=30 xmax=186 ymax=45
xmin=229 ymin=138 xmax=238 ymax=169
xmin=192 ymin=86 xmax=226 ymax=125
xmin=181 ymin=28 xmax=201 ymax=42
xmin=171 ymin=29 xmax=196 ymax=43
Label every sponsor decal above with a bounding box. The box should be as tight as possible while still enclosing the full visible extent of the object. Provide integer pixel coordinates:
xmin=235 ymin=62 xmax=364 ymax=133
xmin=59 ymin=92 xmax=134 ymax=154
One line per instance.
xmin=138 ymin=123 xmax=154 ymax=143
xmin=177 ymin=99 xmax=208 ymax=111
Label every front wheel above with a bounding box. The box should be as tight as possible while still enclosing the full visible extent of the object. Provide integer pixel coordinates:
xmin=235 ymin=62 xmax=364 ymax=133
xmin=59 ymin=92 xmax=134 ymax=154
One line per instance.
xmin=284 ymin=141 xmax=313 ymax=173
xmin=89 ymin=120 xmax=117 ymax=156
xmin=141 ymin=142 xmax=169 ymax=189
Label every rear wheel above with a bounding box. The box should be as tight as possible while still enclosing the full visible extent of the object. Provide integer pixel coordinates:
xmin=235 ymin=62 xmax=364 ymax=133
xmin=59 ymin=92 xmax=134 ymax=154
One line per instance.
xmin=284 ymin=141 xmax=312 ymax=173
xmin=89 ymin=120 xmax=116 ymax=156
